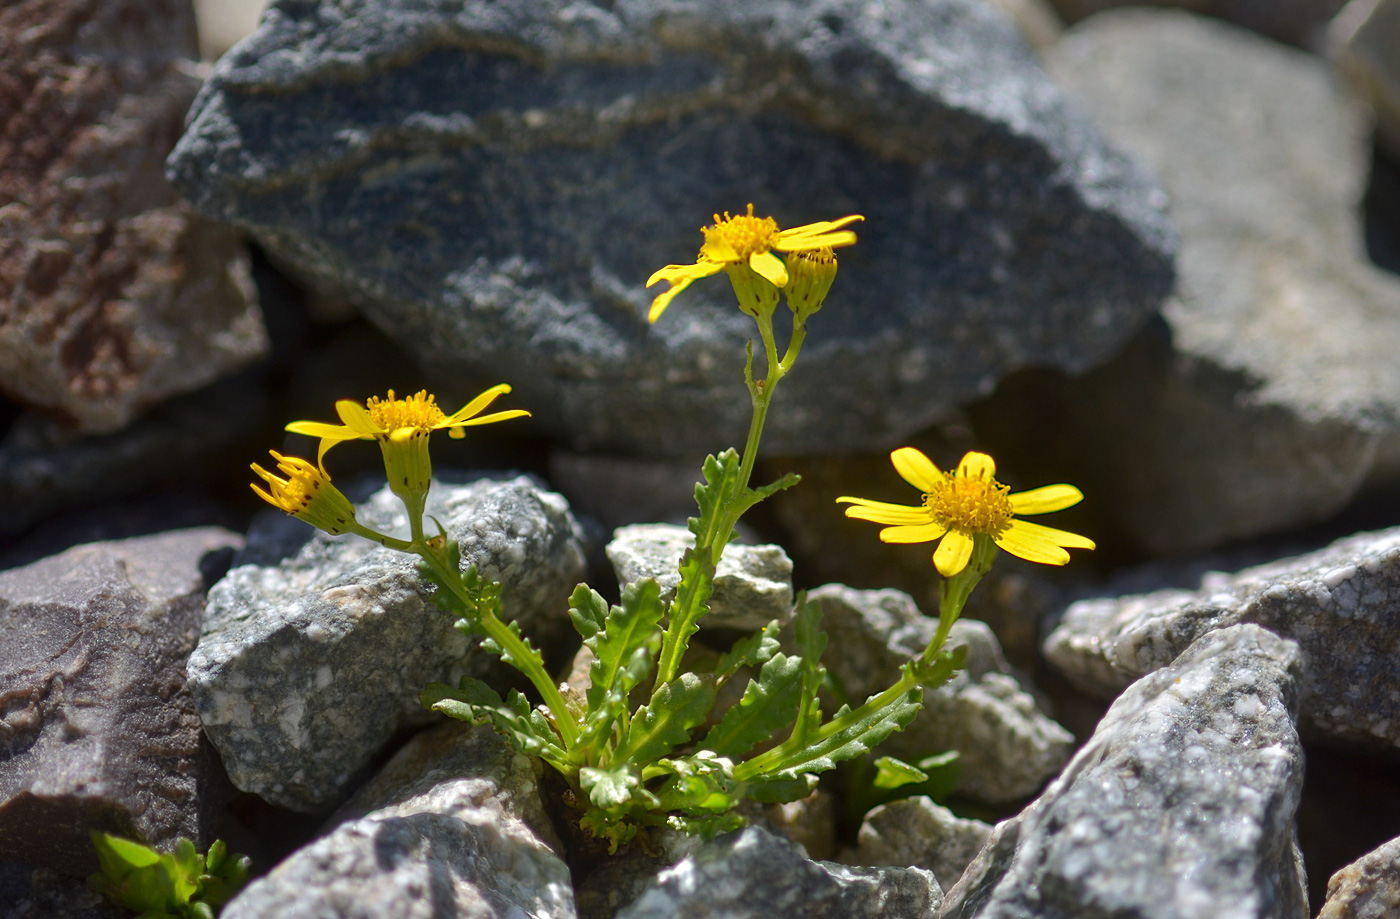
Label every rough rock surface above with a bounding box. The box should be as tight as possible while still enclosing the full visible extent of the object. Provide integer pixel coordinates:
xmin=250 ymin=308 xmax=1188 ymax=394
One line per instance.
xmin=804 ymin=585 xmax=1073 ymax=804
xmin=1331 ymin=0 xmax=1400 ymax=158
xmin=1046 ymin=526 xmax=1400 ymax=750
xmin=0 ymin=529 xmax=240 ymax=874
xmin=222 ymin=721 xmax=575 ymax=919
xmin=168 ymin=0 xmax=1173 ymax=457
xmin=842 ymin=796 xmax=992 ymax=893
xmin=189 ymin=474 xmax=586 ymax=812
xmin=975 ymin=9 xmax=1400 ymax=557
xmin=0 ymin=0 xmax=265 ymax=435
xmin=1046 ymin=0 xmax=1347 ymax=46
xmin=943 ymin=624 xmax=1308 ymax=919
xmin=0 ymin=864 xmax=124 ymax=919
xmin=1317 ymin=835 xmax=1400 ymax=919
xmin=608 ymin=523 xmax=794 ymax=631
xmin=616 ymin=825 xmax=940 ymax=919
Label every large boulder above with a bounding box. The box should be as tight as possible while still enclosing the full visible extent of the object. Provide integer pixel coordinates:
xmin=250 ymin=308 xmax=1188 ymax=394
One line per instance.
xmin=167 ymin=0 xmax=1173 ymax=457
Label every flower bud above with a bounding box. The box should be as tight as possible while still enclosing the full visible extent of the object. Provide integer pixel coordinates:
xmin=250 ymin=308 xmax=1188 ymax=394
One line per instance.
xmin=251 ymin=451 xmax=360 ymax=536
xmin=785 ymin=247 xmax=837 ymax=322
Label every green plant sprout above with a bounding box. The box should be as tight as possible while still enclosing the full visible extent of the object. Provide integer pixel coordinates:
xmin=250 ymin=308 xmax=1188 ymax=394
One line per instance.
xmin=87 ymin=833 xmax=249 ymax=919
xmin=253 ymin=205 xmax=1094 ymax=852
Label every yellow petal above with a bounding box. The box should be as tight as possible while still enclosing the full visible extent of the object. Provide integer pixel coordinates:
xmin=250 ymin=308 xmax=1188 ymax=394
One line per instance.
xmin=749 ymin=250 xmax=789 ymax=288
xmin=442 ymin=383 xmax=512 ymax=426
xmin=335 ymin=400 xmax=383 ymax=437
xmin=775 ymin=214 xmax=865 ymax=247
xmin=450 ymin=409 xmax=531 ymax=428
xmin=879 ymin=522 xmax=948 ymax=544
xmin=647 ymin=260 xmax=722 ymax=288
xmin=837 ymin=497 xmax=932 ymax=526
xmin=890 ymin=447 xmax=943 ymax=493
xmin=956 ymin=451 xmax=996 ymax=481
xmin=649 ymin=283 xmax=689 ymax=322
xmin=1008 ymin=519 xmax=1095 ymax=550
xmin=933 ymin=530 xmax=974 ymax=577
xmin=993 ymin=520 xmax=1094 ymax=567
xmin=285 ymin=420 xmax=356 ymax=440
xmin=1009 ymin=484 xmax=1084 ymax=515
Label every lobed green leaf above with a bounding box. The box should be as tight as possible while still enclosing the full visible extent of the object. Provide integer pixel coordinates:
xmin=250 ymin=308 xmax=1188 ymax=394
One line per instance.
xmin=615 ymin=672 xmax=716 ymax=766
xmin=701 ymin=653 xmax=803 ymax=759
xmin=713 ymin=619 xmax=782 ymax=685
xmin=586 ymin=578 xmax=665 ymax=711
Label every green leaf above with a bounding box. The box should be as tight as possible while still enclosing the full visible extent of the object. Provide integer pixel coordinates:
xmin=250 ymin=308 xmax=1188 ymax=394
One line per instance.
xmin=701 ymin=653 xmax=803 ymax=758
xmin=423 ymin=679 xmax=567 ymax=767
xmin=665 ymin=811 xmax=747 ymax=839
xmin=872 ymin=755 xmax=929 ymax=790
xmin=586 ymin=578 xmax=665 ymax=711
xmin=478 ymin=617 xmax=547 ymax=675
xmin=652 ymin=752 xmax=738 ymax=813
xmin=86 ymin=834 xmax=248 ymax=918
xmin=93 ymin=832 xmax=161 ymax=871
xmin=689 ymin=450 xmax=743 ymax=548
xmin=790 ymin=598 xmax=828 ymax=747
xmin=714 ymin=619 xmax=782 ymax=684
xmin=578 ymin=808 xmax=639 ymax=854
xmin=740 ymin=773 xmax=819 ymax=804
xmin=580 ymin=766 xmax=641 ymax=810
xmin=567 ymin=583 xmax=608 ymax=640
xmin=615 ymin=672 xmax=717 ymax=766
xmin=728 ymin=471 xmax=801 ymax=520
xmin=652 ymin=547 xmax=716 ymax=688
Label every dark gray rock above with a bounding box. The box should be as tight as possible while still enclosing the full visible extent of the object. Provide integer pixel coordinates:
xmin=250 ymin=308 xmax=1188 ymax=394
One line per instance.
xmin=168 ymin=0 xmax=1173 ymax=457
xmin=983 ymin=9 xmax=1400 ymax=557
xmin=1317 ymin=834 xmax=1400 ymax=919
xmin=842 ymin=796 xmax=992 ymax=893
xmin=1045 ymin=526 xmax=1400 ymax=750
xmin=189 ymin=474 xmax=586 ymax=812
xmin=222 ymin=721 xmax=575 ymax=919
xmin=0 ymin=0 xmax=265 ymax=435
xmin=0 ymin=864 xmax=125 ymax=919
xmin=607 ymin=523 xmax=794 ymax=632
xmin=0 ymin=529 xmax=241 ymax=875
xmin=943 ymin=624 xmax=1309 ymax=919
xmin=804 ymin=585 xmax=1073 ymax=804
xmin=617 ymin=825 xmax=940 ymax=919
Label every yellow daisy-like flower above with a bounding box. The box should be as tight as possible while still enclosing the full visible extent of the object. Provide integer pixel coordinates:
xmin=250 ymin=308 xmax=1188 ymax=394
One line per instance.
xmin=285 ymin=385 xmax=529 ymax=471
xmin=645 ymin=204 xmax=863 ymax=322
xmin=251 ymin=451 xmax=359 ymax=536
xmin=838 ymin=448 xmax=1095 ymax=577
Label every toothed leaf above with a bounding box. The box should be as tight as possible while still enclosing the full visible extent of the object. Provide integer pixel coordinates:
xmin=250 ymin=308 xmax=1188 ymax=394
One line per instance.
xmin=615 ymin=672 xmax=716 ymax=766
xmin=714 ymin=619 xmax=782 ymax=683
xmin=586 ymin=578 xmax=665 ymax=711
xmin=701 ymin=653 xmax=803 ymax=758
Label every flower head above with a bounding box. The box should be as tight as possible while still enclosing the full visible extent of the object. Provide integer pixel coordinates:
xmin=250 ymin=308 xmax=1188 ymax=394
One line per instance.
xmin=251 ymin=451 xmax=359 ymax=535
xmin=838 ymin=448 xmax=1094 ymax=577
xmin=645 ymin=205 xmax=863 ymax=322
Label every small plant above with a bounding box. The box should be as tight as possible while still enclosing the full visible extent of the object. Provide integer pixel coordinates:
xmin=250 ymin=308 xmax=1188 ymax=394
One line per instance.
xmin=87 ymin=833 xmax=249 ymax=919
xmin=253 ymin=204 xmax=1093 ymax=851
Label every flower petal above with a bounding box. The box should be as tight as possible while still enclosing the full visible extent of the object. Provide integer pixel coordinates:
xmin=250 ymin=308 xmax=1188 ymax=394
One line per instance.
xmin=890 ymin=447 xmax=943 ymax=493
xmin=335 ymin=400 xmax=383 ymax=437
xmin=285 ymin=420 xmax=356 ymax=440
xmin=1007 ymin=519 xmax=1096 ymax=550
xmin=442 ymin=383 xmax=511 ymax=427
xmin=837 ymin=497 xmax=932 ymax=526
xmin=933 ymin=530 xmax=974 ymax=577
xmin=993 ymin=520 xmax=1094 ymax=567
xmin=956 ymin=451 xmax=996 ymax=481
xmin=775 ymin=214 xmax=865 ymax=247
xmin=647 ymin=260 xmax=723 ymax=288
xmin=879 ymin=522 xmax=948 ymax=544
xmin=749 ymin=250 xmax=789 ymax=288
xmin=450 ymin=409 xmax=531 ymax=428
xmin=1009 ymin=484 xmax=1084 ymax=515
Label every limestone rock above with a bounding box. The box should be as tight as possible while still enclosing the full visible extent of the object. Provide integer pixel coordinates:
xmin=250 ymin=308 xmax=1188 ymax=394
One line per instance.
xmin=1045 ymin=525 xmax=1400 ymax=750
xmin=1331 ymin=0 xmax=1400 ymax=158
xmin=189 ymin=474 xmax=586 ymax=812
xmin=1046 ymin=0 xmax=1347 ymax=46
xmin=843 ymin=796 xmax=992 ymax=893
xmin=0 ymin=0 xmax=265 ymax=435
xmin=943 ymin=624 xmax=1309 ymax=919
xmin=1317 ymin=835 xmax=1400 ymax=919
xmin=167 ymin=0 xmax=1173 ymax=457
xmin=0 ymin=529 xmax=240 ymax=874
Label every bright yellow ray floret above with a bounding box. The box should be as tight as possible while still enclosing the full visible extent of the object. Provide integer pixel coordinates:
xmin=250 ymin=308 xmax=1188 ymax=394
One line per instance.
xmin=251 ymin=451 xmax=359 ymax=535
xmin=285 ymin=385 xmax=529 ymax=471
xmin=645 ymin=204 xmax=863 ymax=322
xmin=837 ymin=448 xmax=1095 ymax=578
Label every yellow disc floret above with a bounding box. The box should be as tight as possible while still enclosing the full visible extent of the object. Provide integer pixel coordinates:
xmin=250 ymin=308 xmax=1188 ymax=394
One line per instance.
xmin=701 ymin=205 xmax=781 ymax=263
xmin=924 ymin=476 xmax=1014 ymax=535
xmin=365 ymin=390 xmax=447 ymax=435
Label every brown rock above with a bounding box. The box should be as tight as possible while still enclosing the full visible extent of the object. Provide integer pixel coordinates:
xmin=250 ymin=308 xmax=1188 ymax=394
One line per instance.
xmin=1317 ymin=835 xmax=1400 ymax=919
xmin=0 ymin=0 xmax=265 ymax=435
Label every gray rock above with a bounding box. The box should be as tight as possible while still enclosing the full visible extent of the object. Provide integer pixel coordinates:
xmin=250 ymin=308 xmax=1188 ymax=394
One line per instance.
xmin=1331 ymin=0 xmax=1400 ymax=158
xmin=0 ymin=0 xmax=266 ymax=435
xmin=222 ymin=721 xmax=575 ymax=919
xmin=189 ymin=474 xmax=586 ymax=812
xmin=804 ymin=585 xmax=1074 ymax=804
xmin=0 ymin=529 xmax=241 ymax=874
xmin=607 ymin=523 xmax=794 ymax=632
xmin=1317 ymin=835 xmax=1400 ymax=919
xmin=1045 ymin=526 xmax=1400 ymax=750
xmin=0 ymin=864 xmax=125 ymax=919
xmin=942 ymin=624 xmax=1309 ymax=919
xmin=977 ymin=9 xmax=1400 ymax=557
xmin=617 ymin=825 xmax=940 ymax=919
xmin=167 ymin=0 xmax=1173 ymax=457
xmin=1045 ymin=0 xmax=1347 ymax=46
xmin=842 ymin=796 xmax=992 ymax=893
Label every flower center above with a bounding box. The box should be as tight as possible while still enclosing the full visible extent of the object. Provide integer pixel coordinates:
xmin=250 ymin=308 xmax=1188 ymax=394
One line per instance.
xmin=702 ymin=204 xmax=780 ymax=262
xmin=924 ymin=477 xmax=1014 ymax=534
xmin=366 ymin=390 xmax=446 ymax=433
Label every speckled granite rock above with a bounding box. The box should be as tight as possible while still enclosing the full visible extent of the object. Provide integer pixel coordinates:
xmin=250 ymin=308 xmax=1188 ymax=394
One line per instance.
xmin=607 ymin=523 xmax=794 ymax=632
xmin=943 ymin=624 xmax=1308 ymax=919
xmin=0 ymin=0 xmax=265 ymax=434
xmin=167 ymin=0 xmax=1173 ymax=458
xmin=802 ymin=585 xmax=1073 ymax=804
xmin=189 ymin=474 xmax=586 ymax=812
xmin=974 ymin=9 xmax=1400 ymax=557
xmin=0 ymin=529 xmax=240 ymax=874
xmin=616 ymin=825 xmax=940 ymax=919
xmin=1046 ymin=526 xmax=1400 ymax=750
xmin=222 ymin=721 xmax=575 ymax=919
xmin=842 ymin=796 xmax=992 ymax=893
xmin=1317 ymin=835 xmax=1400 ymax=919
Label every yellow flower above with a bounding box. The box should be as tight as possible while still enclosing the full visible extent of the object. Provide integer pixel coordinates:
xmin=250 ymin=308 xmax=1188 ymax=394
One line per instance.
xmin=645 ymin=205 xmax=863 ymax=322
xmin=285 ymin=385 xmax=529 ymax=471
xmin=251 ymin=451 xmax=359 ymax=535
xmin=838 ymin=448 xmax=1095 ymax=577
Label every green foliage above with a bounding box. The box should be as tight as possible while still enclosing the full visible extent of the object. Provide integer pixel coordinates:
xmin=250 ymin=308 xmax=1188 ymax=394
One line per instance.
xmin=87 ymin=834 xmax=249 ymax=919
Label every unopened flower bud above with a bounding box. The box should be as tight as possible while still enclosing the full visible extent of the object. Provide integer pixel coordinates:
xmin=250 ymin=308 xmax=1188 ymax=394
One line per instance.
xmin=785 ymin=247 xmax=837 ymax=321
xmin=251 ymin=451 xmax=360 ymax=536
